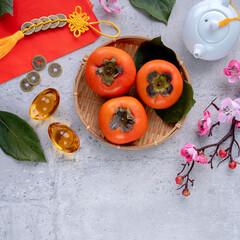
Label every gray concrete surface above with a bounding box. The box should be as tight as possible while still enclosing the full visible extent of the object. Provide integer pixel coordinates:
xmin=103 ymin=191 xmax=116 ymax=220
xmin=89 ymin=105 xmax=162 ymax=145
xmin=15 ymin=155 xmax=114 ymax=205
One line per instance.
xmin=1 ymin=0 xmax=240 ymax=239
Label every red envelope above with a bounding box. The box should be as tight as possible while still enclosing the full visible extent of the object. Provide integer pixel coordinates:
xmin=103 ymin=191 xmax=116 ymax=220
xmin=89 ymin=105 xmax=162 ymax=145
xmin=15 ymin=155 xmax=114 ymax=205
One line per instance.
xmin=0 ymin=0 xmax=100 ymax=84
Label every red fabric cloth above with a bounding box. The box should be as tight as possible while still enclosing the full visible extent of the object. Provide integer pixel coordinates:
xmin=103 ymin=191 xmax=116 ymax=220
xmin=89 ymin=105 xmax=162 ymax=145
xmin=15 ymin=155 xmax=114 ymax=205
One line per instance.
xmin=0 ymin=0 xmax=100 ymax=84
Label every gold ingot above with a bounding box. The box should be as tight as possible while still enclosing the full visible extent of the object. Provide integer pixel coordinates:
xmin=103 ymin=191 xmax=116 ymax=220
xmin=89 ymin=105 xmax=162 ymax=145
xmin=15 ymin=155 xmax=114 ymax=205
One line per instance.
xmin=48 ymin=122 xmax=80 ymax=153
xmin=30 ymin=88 xmax=60 ymax=120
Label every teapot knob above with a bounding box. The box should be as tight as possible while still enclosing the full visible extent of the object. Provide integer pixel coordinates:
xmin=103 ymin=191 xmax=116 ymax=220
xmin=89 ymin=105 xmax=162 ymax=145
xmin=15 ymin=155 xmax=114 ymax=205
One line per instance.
xmin=193 ymin=44 xmax=207 ymax=59
xmin=210 ymin=20 xmax=219 ymax=31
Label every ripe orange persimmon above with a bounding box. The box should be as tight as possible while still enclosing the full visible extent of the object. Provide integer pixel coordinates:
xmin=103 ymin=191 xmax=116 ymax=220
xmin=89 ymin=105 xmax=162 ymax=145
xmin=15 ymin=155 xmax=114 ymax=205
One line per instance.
xmin=85 ymin=47 xmax=136 ymax=98
xmin=98 ymin=96 xmax=148 ymax=144
xmin=136 ymin=60 xmax=183 ymax=109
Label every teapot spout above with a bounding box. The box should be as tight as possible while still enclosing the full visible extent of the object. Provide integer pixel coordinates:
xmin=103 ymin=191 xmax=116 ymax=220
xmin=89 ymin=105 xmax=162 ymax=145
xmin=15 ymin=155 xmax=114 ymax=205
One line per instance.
xmin=193 ymin=44 xmax=207 ymax=59
xmin=221 ymin=0 xmax=230 ymax=7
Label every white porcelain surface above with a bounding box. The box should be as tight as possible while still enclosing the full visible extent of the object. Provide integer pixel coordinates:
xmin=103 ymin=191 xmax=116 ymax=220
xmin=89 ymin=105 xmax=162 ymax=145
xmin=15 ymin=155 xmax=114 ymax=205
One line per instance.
xmin=183 ymin=0 xmax=240 ymax=60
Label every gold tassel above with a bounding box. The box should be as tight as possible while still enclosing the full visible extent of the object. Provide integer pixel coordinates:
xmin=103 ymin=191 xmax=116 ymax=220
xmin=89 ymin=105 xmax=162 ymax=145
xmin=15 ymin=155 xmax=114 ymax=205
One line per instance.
xmin=0 ymin=31 xmax=24 ymax=60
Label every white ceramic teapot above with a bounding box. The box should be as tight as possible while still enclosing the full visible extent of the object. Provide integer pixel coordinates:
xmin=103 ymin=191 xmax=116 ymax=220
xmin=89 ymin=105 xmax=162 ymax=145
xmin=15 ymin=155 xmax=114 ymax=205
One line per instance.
xmin=182 ymin=0 xmax=240 ymax=60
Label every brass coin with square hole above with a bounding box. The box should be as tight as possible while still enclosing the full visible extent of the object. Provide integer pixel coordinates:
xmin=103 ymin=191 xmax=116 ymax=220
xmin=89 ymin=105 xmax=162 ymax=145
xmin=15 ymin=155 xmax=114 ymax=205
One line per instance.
xmin=39 ymin=16 xmax=51 ymax=30
xmin=31 ymin=19 xmax=43 ymax=32
xmin=48 ymin=63 xmax=63 ymax=77
xmin=48 ymin=15 xmax=60 ymax=29
xmin=32 ymin=55 xmax=47 ymax=71
xmin=26 ymin=71 xmax=41 ymax=85
xmin=56 ymin=14 xmax=67 ymax=27
xmin=20 ymin=78 xmax=34 ymax=92
xmin=21 ymin=22 xmax=35 ymax=35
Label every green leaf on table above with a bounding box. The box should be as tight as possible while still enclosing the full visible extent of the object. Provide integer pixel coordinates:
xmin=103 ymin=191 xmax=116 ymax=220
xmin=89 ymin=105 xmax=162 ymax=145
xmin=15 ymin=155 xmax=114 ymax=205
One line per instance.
xmin=155 ymin=80 xmax=196 ymax=123
xmin=134 ymin=36 xmax=180 ymax=72
xmin=130 ymin=0 xmax=176 ymax=24
xmin=0 ymin=111 xmax=46 ymax=162
xmin=0 ymin=0 xmax=13 ymax=17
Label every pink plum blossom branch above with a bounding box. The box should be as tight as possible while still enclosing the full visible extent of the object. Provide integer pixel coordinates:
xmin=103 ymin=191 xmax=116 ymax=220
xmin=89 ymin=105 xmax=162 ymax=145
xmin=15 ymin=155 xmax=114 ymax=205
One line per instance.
xmin=197 ymin=119 xmax=236 ymax=168
xmin=176 ymin=97 xmax=240 ymax=197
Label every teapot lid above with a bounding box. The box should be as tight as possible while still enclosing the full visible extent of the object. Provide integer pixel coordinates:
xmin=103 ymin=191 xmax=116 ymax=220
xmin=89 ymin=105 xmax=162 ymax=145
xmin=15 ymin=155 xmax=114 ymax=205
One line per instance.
xmin=198 ymin=11 xmax=229 ymax=44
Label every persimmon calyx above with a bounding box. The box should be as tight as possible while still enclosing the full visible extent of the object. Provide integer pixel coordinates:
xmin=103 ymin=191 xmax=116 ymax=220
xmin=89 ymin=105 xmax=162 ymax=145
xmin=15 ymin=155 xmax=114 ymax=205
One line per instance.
xmin=146 ymin=71 xmax=173 ymax=97
xmin=109 ymin=107 xmax=135 ymax=132
xmin=96 ymin=57 xmax=123 ymax=86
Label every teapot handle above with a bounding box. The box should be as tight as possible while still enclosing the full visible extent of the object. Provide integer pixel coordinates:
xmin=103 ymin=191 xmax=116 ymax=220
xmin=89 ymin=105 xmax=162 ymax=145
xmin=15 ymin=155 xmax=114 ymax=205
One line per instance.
xmin=222 ymin=0 xmax=230 ymax=7
xmin=219 ymin=0 xmax=240 ymax=28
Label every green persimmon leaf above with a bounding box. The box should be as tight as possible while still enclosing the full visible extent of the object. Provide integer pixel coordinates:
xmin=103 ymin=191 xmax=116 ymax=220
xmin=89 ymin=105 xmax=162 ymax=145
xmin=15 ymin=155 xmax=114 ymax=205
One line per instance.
xmin=134 ymin=36 xmax=180 ymax=72
xmin=155 ymin=80 xmax=196 ymax=123
xmin=130 ymin=0 xmax=176 ymax=24
xmin=0 ymin=111 xmax=46 ymax=162
xmin=134 ymin=36 xmax=195 ymax=122
xmin=0 ymin=0 xmax=13 ymax=16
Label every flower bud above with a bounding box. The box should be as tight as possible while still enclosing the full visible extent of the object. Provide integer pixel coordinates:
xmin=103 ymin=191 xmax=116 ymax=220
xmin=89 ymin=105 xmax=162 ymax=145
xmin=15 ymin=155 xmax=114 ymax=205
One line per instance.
xmin=182 ymin=188 xmax=190 ymax=197
xmin=219 ymin=149 xmax=227 ymax=158
xmin=229 ymin=161 xmax=239 ymax=169
xmin=175 ymin=176 xmax=183 ymax=185
xmin=236 ymin=121 xmax=240 ymax=128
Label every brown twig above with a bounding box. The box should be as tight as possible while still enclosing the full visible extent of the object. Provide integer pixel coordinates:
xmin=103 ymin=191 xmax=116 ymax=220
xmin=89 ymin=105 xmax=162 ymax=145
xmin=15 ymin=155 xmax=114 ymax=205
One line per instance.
xmin=176 ymin=161 xmax=195 ymax=190
xmin=204 ymin=97 xmax=219 ymax=112
xmin=177 ymin=162 xmax=189 ymax=176
xmin=208 ymin=121 xmax=220 ymax=137
xmin=177 ymin=117 xmax=239 ymax=195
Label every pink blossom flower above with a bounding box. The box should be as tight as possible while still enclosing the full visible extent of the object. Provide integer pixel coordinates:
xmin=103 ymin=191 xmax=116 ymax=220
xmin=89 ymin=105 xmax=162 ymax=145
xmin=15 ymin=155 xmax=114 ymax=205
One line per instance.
xmin=218 ymin=98 xmax=240 ymax=124
xmin=180 ymin=144 xmax=198 ymax=162
xmin=99 ymin=0 xmax=120 ymax=13
xmin=236 ymin=121 xmax=240 ymax=128
xmin=198 ymin=110 xmax=212 ymax=136
xmin=196 ymin=155 xmax=208 ymax=164
xmin=223 ymin=60 xmax=240 ymax=83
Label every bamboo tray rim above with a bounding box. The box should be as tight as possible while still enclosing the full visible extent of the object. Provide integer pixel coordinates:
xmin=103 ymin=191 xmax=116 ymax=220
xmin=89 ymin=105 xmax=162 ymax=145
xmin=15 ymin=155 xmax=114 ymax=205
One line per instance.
xmin=74 ymin=36 xmax=191 ymax=150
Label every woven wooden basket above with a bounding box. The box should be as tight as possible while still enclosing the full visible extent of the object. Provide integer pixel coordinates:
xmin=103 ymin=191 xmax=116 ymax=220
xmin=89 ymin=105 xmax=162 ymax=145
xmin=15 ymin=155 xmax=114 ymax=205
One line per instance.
xmin=74 ymin=36 xmax=191 ymax=150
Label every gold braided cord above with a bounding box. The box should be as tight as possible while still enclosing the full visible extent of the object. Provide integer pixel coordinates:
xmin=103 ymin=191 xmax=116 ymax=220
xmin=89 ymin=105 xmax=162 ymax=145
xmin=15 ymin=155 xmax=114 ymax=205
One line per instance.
xmin=21 ymin=18 xmax=68 ymax=34
xmin=89 ymin=21 xmax=120 ymax=38
xmin=21 ymin=6 xmax=120 ymax=38
xmin=230 ymin=0 xmax=240 ymax=15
